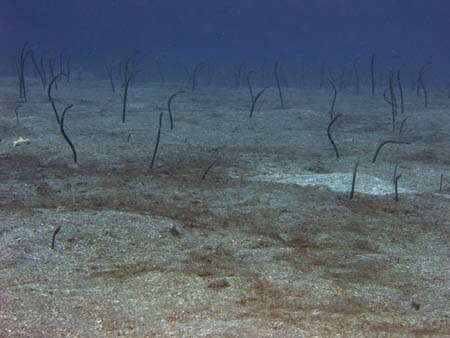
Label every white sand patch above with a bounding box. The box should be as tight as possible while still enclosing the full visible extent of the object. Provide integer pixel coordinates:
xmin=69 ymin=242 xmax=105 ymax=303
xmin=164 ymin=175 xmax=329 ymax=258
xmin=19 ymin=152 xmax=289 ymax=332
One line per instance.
xmin=249 ymin=172 xmax=412 ymax=195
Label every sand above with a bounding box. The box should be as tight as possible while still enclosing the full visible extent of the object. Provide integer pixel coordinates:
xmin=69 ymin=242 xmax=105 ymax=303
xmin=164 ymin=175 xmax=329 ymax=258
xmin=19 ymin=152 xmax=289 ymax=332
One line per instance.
xmin=0 ymin=75 xmax=449 ymax=336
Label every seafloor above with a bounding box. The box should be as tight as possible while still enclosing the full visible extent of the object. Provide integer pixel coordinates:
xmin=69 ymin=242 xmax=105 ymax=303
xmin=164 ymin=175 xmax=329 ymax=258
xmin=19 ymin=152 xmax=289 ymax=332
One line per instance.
xmin=0 ymin=75 xmax=449 ymax=337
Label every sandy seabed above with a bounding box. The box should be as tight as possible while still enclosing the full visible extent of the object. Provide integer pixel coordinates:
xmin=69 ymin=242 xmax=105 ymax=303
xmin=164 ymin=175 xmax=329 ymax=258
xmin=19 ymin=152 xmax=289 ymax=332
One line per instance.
xmin=0 ymin=76 xmax=449 ymax=337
